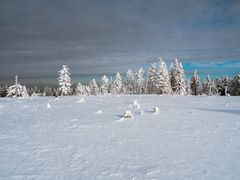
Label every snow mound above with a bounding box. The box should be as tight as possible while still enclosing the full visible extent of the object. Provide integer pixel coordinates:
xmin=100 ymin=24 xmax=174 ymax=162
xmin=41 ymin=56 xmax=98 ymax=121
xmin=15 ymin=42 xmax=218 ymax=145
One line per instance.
xmin=132 ymin=100 xmax=141 ymax=109
xmin=153 ymin=107 xmax=160 ymax=114
xmin=124 ymin=110 xmax=133 ymax=118
xmin=77 ymin=98 xmax=85 ymax=103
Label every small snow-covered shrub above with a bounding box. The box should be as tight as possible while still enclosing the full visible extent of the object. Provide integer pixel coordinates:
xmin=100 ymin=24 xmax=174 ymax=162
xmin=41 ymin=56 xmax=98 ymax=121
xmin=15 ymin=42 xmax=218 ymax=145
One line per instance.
xmin=7 ymin=76 xmax=29 ymax=98
xmin=153 ymin=107 xmax=160 ymax=114
xmin=132 ymin=100 xmax=141 ymax=109
xmin=47 ymin=103 xmax=51 ymax=108
xmin=124 ymin=110 xmax=133 ymax=118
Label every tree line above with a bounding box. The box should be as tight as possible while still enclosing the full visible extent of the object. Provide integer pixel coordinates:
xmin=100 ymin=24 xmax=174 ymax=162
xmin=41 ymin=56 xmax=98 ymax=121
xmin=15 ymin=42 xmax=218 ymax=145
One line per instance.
xmin=1 ymin=58 xmax=240 ymax=97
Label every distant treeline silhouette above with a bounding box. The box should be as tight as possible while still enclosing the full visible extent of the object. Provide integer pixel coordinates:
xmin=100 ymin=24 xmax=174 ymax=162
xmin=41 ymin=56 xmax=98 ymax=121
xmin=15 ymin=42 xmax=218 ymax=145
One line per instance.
xmin=1 ymin=58 xmax=239 ymax=97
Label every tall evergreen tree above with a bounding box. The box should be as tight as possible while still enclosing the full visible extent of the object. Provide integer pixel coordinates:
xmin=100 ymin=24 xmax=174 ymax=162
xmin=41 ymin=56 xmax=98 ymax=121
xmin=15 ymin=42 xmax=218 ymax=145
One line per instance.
xmin=215 ymin=75 xmax=230 ymax=96
xmin=190 ymin=70 xmax=201 ymax=95
xmin=58 ymin=65 xmax=72 ymax=96
xmin=155 ymin=58 xmax=172 ymax=94
xmin=44 ymin=86 xmax=54 ymax=96
xmin=203 ymin=75 xmax=214 ymax=95
xmin=100 ymin=75 xmax=109 ymax=95
xmin=75 ymin=83 xmax=85 ymax=95
xmin=147 ymin=63 xmax=158 ymax=94
xmin=186 ymin=79 xmax=192 ymax=95
xmin=229 ymin=73 xmax=240 ymax=96
xmin=135 ymin=67 xmax=145 ymax=94
xmin=170 ymin=59 xmax=186 ymax=95
xmin=89 ymin=79 xmax=99 ymax=95
xmin=112 ymin=72 xmax=123 ymax=94
xmin=126 ymin=69 xmax=135 ymax=94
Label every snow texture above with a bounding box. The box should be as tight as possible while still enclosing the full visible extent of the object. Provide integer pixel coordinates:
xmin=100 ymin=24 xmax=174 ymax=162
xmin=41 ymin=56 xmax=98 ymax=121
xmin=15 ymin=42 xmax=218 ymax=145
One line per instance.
xmin=0 ymin=95 xmax=240 ymax=180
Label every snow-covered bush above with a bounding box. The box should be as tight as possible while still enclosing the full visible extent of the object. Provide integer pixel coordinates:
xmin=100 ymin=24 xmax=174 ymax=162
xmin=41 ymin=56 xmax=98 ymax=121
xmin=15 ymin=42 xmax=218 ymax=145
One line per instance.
xmin=47 ymin=103 xmax=51 ymax=108
xmin=124 ymin=110 xmax=133 ymax=118
xmin=153 ymin=107 xmax=160 ymax=114
xmin=6 ymin=76 xmax=29 ymax=98
xmin=132 ymin=100 xmax=141 ymax=109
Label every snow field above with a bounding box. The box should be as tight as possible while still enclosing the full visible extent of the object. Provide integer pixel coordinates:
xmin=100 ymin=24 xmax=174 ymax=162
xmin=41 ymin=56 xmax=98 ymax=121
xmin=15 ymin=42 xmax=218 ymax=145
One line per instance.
xmin=0 ymin=95 xmax=240 ymax=180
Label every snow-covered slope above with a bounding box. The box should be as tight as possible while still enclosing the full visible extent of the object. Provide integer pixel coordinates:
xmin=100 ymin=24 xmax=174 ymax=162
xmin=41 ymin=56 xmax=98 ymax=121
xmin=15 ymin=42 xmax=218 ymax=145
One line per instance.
xmin=0 ymin=95 xmax=240 ymax=180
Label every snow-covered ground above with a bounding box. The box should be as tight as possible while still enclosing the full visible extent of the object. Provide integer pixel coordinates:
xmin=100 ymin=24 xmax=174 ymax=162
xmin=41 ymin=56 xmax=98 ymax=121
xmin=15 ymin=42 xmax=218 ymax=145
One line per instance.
xmin=0 ymin=95 xmax=240 ymax=180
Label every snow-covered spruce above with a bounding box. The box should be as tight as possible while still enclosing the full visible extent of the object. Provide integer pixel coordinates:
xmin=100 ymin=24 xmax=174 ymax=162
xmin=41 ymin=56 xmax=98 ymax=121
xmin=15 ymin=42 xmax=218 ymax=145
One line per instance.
xmin=215 ymin=75 xmax=230 ymax=96
xmin=75 ymin=83 xmax=85 ymax=96
xmin=230 ymin=73 xmax=240 ymax=96
xmin=190 ymin=70 xmax=201 ymax=95
xmin=6 ymin=76 xmax=29 ymax=98
xmin=135 ymin=67 xmax=145 ymax=94
xmin=202 ymin=75 xmax=218 ymax=96
xmin=126 ymin=69 xmax=135 ymax=94
xmin=170 ymin=59 xmax=186 ymax=95
xmin=89 ymin=79 xmax=99 ymax=95
xmin=100 ymin=75 xmax=109 ymax=95
xmin=58 ymin=65 xmax=72 ymax=96
xmin=147 ymin=63 xmax=158 ymax=94
xmin=155 ymin=58 xmax=172 ymax=95
xmin=111 ymin=72 xmax=123 ymax=94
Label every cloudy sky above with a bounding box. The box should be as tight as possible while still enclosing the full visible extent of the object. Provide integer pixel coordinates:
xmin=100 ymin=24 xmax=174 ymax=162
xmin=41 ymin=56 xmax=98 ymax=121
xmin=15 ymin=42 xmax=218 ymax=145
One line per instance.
xmin=0 ymin=0 xmax=239 ymax=85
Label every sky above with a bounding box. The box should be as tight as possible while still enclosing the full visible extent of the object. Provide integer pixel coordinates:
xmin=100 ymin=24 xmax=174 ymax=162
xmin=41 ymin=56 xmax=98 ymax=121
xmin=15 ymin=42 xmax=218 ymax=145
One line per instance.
xmin=0 ymin=0 xmax=239 ymax=85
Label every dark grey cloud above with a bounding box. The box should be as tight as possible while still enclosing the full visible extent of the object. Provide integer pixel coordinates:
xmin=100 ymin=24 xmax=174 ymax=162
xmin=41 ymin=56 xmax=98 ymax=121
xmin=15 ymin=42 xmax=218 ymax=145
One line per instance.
xmin=0 ymin=0 xmax=239 ymax=84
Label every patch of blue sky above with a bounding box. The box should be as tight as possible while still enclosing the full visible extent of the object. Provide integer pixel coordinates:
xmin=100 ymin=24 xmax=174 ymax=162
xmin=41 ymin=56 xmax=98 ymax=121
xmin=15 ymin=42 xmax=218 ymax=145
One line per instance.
xmin=183 ymin=60 xmax=240 ymax=79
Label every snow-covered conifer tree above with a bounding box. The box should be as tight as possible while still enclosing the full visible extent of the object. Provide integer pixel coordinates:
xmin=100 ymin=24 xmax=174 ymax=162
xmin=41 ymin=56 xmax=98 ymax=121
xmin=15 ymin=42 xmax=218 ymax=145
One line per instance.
xmin=89 ymin=79 xmax=99 ymax=95
xmin=170 ymin=59 xmax=186 ymax=95
xmin=75 ymin=83 xmax=85 ymax=95
xmin=135 ymin=67 xmax=145 ymax=94
xmin=147 ymin=63 xmax=158 ymax=94
xmin=7 ymin=76 xmax=29 ymax=97
xmin=203 ymin=75 xmax=214 ymax=96
xmin=58 ymin=65 xmax=72 ymax=96
xmin=126 ymin=69 xmax=135 ymax=94
xmin=190 ymin=70 xmax=201 ymax=95
xmin=155 ymin=58 xmax=172 ymax=94
xmin=0 ymin=85 xmax=7 ymax=97
xmin=186 ymin=79 xmax=192 ymax=95
xmin=230 ymin=73 xmax=240 ymax=96
xmin=44 ymin=86 xmax=53 ymax=96
xmin=215 ymin=75 xmax=230 ymax=96
xmin=100 ymin=75 xmax=109 ymax=95
xmin=112 ymin=72 xmax=123 ymax=94
xmin=83 ymin=85 xmax=91 ymax=95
